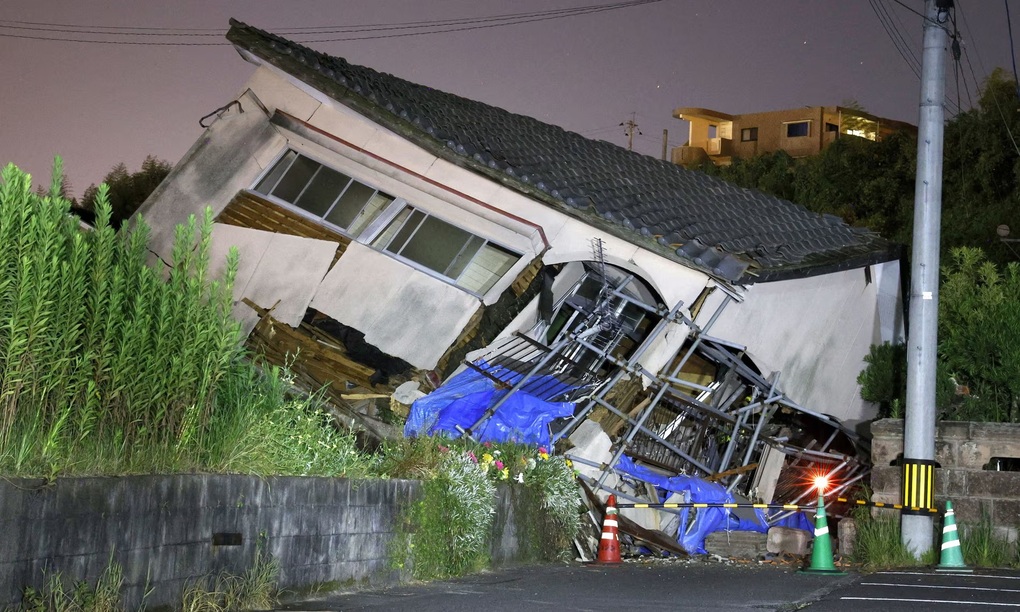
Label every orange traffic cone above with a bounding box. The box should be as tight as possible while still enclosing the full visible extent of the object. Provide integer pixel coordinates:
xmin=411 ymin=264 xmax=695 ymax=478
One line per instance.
xmin=597 ymin=494 xmax=622 ymax=564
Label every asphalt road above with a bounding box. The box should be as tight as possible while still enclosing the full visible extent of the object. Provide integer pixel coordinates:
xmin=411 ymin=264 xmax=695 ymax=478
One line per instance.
xmin=802 ymin=569 xmax=1020 ymax=611
xmin=276 ymin=561 xmax=1020 ymax=612
xmin=275 ymin=558 xmax=853 ymax=611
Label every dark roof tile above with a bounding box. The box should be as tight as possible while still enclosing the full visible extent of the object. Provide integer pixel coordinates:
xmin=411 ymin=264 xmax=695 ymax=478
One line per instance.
xmin=226 ymin=19 xmax=900 ymax=283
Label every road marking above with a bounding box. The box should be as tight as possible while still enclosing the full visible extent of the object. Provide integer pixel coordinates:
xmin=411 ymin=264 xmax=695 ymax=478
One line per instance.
xmin=842 ymin=597 xmax=1020 ymax=607
xmin=862 ymin=582 xmax=1020 ymax=593
xmin=877 ymin=571 xmax=1020 ymax=581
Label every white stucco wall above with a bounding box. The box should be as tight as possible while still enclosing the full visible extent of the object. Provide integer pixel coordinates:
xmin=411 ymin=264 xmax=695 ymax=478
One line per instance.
xmin=244 ymin=62 xmax=711 ymax=313
xmin=136 ymin=89 xmax=285 ymax=260
xmin=143 ymin=57 xmax=902 ymax=402
xmin=208 ymin=224 xmax=338 ymax=336
xmin=707 ymin=261 xmax=904 ymax=426
xmin=310 ymin=243 xmax=481 ymax=370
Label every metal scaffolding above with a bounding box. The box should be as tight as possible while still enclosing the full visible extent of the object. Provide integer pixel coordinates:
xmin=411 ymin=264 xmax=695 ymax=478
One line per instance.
xmin=459 ymin=260 xmax=870 ymax=525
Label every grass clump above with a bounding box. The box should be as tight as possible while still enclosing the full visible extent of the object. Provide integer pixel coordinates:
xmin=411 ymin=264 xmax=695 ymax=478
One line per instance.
xmin=15 ymin=558 xmax=124 ymax=612
xmin=962 ymin=512 xmax=1015 ymax=568
xmin=180 ymin=537 xmax=279 ymax=611
xmin=850 ymin=507 xmax=931 ymax=569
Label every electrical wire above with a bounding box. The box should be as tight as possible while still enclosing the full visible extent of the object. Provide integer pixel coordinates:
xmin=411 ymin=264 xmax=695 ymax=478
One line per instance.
xmin=957 ymin=0 xmax=1020 ymax=156
xmin=871 ymin=0 xmax=921 ymax=79
xmin=0 ymin=3 xmax=641 ymax=33
xmin=0 ymin=0 xmax=663 ymax=46
xmin=1005 ymin=0 xmax=1020 ymax=101
xmin=875 ymin=0 xmax=964 ymax=116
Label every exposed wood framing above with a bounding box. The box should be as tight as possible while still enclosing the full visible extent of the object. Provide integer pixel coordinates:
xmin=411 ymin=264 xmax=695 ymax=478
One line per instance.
xmin=216 ymin=191 xmax=351 ymax=267
xmin=580 ymin=480 xmax=687 ymax=556
xmin=243 ymin=297 xmax=380 ymax=392
xmin=510 ymin=256 xmax=543 ymax=297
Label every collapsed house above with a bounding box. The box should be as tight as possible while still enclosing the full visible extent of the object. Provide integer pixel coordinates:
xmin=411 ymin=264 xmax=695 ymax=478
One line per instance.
xmin=136 ymin=20 xmax=905 ymax=553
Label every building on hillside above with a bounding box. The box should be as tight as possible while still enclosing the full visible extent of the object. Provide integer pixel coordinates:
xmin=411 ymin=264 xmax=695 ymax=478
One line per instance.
xmin=136 ymin=19 xmax=904 ymax=533
xmin=671 ymin=105 xmax=916 ymax=167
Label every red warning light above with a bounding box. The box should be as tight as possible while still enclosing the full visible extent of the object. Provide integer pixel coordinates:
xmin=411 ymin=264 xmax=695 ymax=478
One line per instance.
xmin=813 ymin=475 xmax=829 ymax=493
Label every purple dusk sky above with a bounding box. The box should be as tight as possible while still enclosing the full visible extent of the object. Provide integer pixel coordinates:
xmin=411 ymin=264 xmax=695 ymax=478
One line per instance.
xmin=0 ymin=0 xmax=1015 ymax=200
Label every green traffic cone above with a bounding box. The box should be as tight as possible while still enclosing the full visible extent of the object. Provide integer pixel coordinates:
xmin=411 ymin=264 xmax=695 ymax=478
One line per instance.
xmin=800 ymin=491 xmax=846 ymax=575
xmin=936 ymin=500 xmax=973 ymax=572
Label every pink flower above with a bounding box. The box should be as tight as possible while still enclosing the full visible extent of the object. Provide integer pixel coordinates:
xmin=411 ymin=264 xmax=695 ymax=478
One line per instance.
xmin=467 ymin=451 xmax=478 ymax=463
xmin=483 ymin=441 xmax=493 ymax=448
xmin=438 ymin=445 xmax=449 ymax=453
xmin=495 ymin=460 xmax=504 ymax=470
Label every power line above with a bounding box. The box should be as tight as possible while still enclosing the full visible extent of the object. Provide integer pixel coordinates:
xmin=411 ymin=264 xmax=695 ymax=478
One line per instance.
xmin=0 ymin=3 xmax=639 ymax=33
xmin=1005 ymin=0 xmax=1020 ymax=101
xmin=956 ymin=0 xmax=1020 ymax=156
xmin=873 ymin=0 xmax=963 ymax=115
xmin=871 ymin=0 xmax=921 ymax=78
xmin=0 ymin=0 xmax=663 ymax=46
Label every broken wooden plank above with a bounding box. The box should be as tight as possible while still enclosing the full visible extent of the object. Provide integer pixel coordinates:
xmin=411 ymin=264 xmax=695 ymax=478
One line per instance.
xmin=579 ymin=479 xmax=688 ymax=557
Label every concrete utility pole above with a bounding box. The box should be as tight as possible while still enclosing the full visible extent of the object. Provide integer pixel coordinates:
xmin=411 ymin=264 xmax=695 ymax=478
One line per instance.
xmin=902 ymin=0 xmax=951 ymax=557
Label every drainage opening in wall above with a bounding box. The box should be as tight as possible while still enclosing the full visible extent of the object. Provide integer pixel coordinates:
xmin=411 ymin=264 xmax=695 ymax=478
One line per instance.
xmin=985 ymin=457 xmax=1020 ymax=471
xmin=212 ymin=532 xmax=243 ymax=546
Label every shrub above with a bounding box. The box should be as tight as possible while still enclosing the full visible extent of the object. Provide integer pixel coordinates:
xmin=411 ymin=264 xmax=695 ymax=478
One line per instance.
xmin=388 ymin=438 xmax=582 ymax=579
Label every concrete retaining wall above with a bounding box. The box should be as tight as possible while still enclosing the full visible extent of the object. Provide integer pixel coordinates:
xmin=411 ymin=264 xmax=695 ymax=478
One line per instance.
xmin=1 ymin=475 xmax=558 ymax=609
xmin=870 ymin=419 xmax=1020 ymax=542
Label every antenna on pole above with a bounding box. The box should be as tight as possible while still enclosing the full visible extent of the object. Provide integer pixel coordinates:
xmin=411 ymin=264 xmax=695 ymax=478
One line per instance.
xmin=620 ymin=113 xmax=641 ymax=151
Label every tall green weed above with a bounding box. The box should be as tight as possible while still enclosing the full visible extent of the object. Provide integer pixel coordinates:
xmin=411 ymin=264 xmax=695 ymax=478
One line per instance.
xmin=0 ymin=161 xmax=368 ymax=477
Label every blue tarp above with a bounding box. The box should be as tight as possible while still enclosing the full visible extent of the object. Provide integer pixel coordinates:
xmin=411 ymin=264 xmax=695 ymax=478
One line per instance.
xmin=404 ymin=364 xmax=576 ymax=447
xmin=614 ymin=454 xmax=812 ymax=554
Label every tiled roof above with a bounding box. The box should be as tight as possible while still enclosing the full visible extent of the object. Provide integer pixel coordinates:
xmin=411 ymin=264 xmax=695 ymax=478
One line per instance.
xmin=226 ymin=19 xmax=899 ymax=284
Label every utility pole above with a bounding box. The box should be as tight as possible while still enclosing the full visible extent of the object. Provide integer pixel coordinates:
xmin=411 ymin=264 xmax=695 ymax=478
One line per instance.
xmin=661 ymin=128 xmax=669 ymax=160
xmin=902 ymin=0 xmax=951 ymax=557
xmin=620 ymin=113 xmax=641 ymax=151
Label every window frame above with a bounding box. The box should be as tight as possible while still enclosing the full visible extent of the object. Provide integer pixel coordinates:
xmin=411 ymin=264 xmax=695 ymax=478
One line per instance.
xmin=783 ymin=120 xmax=811 ymax=138
xmin=367 ymin=203 xmax=521 ymax=296
xmin=250 ymin=149 xmax=398 ymax=238
xmin=250 ymin=148 xmax=522 ymax=298
xmin=740 ymin=127 xmax=758 ymax=142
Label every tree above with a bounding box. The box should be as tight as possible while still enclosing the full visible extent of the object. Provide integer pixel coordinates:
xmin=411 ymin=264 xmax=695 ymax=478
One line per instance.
xmin=938 ymin=248 xmax=1020 ymax=422
xmin=81 ymin=156 xmax=171 ymax=227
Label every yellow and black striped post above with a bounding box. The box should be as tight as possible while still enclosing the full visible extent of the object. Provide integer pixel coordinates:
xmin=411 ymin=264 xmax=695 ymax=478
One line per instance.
xmin=901 ymin=458 xmax=937 ymax=516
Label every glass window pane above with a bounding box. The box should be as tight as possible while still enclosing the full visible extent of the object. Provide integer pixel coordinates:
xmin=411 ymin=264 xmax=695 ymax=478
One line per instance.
xmin=348 ymin=192 xmax=395 ymax=237
xmin=446 ymin=235 xmax=484 ymax=279
xmin=295 ymin=166 xmax=351 ymax=217
xmin=388 ymin=209 xmax=427 ymax=255
xmin=786 ymin=122 xmax=809 ymax=138
xmin=371 ymin=207 xmax=412 ymax=250
xmin=457 ymin=243 xmax=518 ymax=293
xmin=325 ymin=181 xmax=375 ymax=229
xmin=400 ymin=215 xmax=471 ymax=273
xmin=271 ymin=154 xmax=319 ymax=202
xmin=254 ymin=150 xmax=297 ymax=195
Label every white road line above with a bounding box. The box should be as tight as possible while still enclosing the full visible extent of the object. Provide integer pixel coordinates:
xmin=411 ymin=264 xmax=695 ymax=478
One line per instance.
xmin=877 ymin=571 xmax=1020 ymax=581
xmin=861 ymin=582 xmax=1020 ymax=593
xmin=842 ymin=596 xmax=1020 ymax=607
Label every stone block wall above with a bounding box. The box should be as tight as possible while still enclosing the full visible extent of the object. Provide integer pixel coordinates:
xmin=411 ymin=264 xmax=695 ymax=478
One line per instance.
xmin=1 ymin=475 xmax=418 ymax=609
xmin=1 ymin=475 xmax=561 ymax=610
xmin=870 ymin=419 xmax=1020 ymax=542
